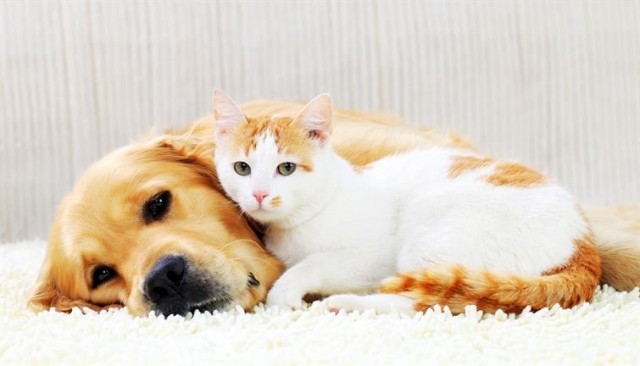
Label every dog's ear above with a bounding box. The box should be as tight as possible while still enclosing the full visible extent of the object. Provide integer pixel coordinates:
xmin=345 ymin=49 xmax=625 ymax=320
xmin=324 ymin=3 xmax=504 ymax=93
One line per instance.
xmin=28 ymin=261 xmax=99 ymax=313
xmin=149 ymin=124 xmax=221 ymax=190
xmin=28 ymin=267 xmax=59 ymax=311
xmin=158 ymin=117 xmax=216 ymax=160
xmin=28 ymin=207 xmax=123 ymax=314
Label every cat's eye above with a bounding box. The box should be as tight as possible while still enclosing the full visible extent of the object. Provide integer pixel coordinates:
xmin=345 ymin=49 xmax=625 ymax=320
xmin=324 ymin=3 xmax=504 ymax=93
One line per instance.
xmin=92 ymin=265 xmax=117 ymax=289
xmin=277 ymin=162 xmax=297 ymax=176
xmin=142 ymin=190 xmax=172 ymax=224
xmin=234 ymin=162 xmax=251 ymax=176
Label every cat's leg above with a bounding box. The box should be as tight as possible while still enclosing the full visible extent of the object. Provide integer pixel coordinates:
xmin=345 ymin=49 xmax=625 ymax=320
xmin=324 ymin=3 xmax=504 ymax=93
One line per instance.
xmin=324 ymin=294 xmax=416 ymax=315
xmin=266 ymin=251 xmax=389 ymax=310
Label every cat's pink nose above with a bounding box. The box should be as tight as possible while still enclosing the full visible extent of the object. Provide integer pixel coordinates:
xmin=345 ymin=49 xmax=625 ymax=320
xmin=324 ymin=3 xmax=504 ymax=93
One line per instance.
xmin=253 ymin=192 xmax=268 ymax=204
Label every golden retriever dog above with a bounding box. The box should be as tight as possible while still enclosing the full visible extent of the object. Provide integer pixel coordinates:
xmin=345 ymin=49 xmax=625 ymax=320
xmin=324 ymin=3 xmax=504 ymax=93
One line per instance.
xmin=28 ymin=100 xmax=640 ymax=316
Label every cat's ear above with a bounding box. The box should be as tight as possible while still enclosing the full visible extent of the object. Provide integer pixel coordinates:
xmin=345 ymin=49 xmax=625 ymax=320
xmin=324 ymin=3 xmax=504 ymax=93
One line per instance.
xmin=212 ymin=89 xmax=247 ymax=138
xmin=294 ymin=94 xmax=332 ymax=146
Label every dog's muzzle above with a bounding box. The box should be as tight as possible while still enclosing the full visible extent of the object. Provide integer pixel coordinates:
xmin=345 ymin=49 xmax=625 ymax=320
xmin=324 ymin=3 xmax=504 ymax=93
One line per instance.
xmin=143 ymin=255 xmax=230 ymax=316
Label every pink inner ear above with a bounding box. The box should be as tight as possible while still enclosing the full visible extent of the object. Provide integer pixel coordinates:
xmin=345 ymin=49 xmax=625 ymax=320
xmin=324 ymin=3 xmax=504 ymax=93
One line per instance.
xmin=295 ymin=95 xmax=332 ymax=144
xmin=212 ymin=90 xmax=246 ymax=136
xmin=214 ymin=112 xmax=247 ymax=139
xmin=307 ymin=130 xmax=325 ymax=141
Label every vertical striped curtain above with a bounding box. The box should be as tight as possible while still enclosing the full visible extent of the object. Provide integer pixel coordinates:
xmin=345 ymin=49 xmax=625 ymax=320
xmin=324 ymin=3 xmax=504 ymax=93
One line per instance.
xmin=1 ymin=1 xmax=639 ymax=241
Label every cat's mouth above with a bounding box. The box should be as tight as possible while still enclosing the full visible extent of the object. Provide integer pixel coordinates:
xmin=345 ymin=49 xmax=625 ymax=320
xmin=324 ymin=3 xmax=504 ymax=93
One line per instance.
xmin=245 ymin=205 xmax=280 ymax=220
xmin=245 ymin=203 xmax=274 ymax=213
xmin=248 ymin=207 xmax=271 ymax=214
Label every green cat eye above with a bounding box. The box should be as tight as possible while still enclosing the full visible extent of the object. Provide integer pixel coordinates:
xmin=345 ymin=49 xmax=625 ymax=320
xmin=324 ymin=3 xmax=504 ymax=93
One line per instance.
xmin=277 ymin=162 xmax=297 ymax=176
xmin=234 ymin=162 xmax=251 ymax=176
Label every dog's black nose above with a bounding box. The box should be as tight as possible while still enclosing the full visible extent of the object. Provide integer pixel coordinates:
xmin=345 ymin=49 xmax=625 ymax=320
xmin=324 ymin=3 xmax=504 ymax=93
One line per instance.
xmin=143 ymin=255 xmax=229 ymax=316
xmin=144 ymin=256 xmax=186 ymax=304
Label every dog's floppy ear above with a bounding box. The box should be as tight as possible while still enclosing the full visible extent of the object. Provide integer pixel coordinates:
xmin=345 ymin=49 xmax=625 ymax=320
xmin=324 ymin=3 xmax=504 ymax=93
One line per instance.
xmin=28 ymin=261 xmax=100 ymax=313
xmin=28 ymin=263 xmax=59 ymax=311
xmin=148 ymin=122 xmax=222 ymax=190
xmin=157 ymin=117 xmax=216 ymax=160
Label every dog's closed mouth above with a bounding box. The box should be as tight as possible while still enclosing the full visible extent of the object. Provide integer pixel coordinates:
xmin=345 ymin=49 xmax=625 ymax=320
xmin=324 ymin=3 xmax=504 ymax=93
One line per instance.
xmin=188 ymin=296 xmax=231 ymax=314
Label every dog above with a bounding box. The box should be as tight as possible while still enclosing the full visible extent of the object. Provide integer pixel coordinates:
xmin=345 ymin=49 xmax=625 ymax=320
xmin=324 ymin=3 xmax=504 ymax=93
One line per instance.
xmin=28 ymin=100 xmax=640 ymax=316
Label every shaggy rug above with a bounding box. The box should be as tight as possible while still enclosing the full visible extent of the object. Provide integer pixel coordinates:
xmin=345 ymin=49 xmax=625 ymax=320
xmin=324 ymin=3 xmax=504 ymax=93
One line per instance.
xmin=1 ymin=240 xmax=639 ymax=365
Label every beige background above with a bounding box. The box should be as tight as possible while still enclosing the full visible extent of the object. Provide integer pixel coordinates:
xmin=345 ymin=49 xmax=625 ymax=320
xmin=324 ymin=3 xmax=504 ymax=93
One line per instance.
xmin=1 ymin=1 xmax=639 ymax=242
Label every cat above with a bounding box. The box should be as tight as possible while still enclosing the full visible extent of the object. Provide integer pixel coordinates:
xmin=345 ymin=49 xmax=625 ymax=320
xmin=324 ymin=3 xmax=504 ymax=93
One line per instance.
xmin=212 ymin=89 xmax=601 ymax=314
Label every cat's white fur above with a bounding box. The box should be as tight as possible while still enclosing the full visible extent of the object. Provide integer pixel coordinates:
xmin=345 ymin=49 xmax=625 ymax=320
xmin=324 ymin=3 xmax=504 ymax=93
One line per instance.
xmin=213 ymin=90 xmax=589 ymax=313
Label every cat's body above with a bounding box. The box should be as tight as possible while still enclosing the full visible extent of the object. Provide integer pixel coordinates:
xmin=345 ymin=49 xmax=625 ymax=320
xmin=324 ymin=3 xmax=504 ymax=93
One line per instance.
xmin=263 ymin=146 xmax=398 ymax=306
xmin=213 ymin=90 xmax=601 ymax=314
xmin=370 ymin=149 xmax=584 ymax=277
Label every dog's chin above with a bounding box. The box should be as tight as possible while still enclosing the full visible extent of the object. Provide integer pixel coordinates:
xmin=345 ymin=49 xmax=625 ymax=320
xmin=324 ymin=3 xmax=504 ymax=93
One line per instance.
xmin=150 ymin=296 xmax=233 ymax=317
xmin=188 ymin=296 xmax=233 ymax=315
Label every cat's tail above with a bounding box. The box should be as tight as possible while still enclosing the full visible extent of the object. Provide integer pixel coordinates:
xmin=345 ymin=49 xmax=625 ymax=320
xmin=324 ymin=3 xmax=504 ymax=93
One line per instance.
xmin=379 ymin=234 xmax=602 ymax=314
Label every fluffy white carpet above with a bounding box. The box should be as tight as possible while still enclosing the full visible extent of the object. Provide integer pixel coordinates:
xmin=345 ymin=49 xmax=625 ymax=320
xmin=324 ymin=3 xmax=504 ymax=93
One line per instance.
xmin=1 ymin=240 xmax=639 ymax=365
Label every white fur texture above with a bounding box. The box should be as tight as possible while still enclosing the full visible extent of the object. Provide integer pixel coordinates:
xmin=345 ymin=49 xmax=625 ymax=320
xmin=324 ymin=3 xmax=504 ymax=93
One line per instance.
xmin=1 ymin=240 xmax=639 ymax=365
xmin=368 ymin=149 xmax=585 ymax=276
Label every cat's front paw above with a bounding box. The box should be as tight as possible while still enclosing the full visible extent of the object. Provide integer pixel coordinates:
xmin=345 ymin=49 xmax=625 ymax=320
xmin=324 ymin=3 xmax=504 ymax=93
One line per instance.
xmin=324 ymin=294 xmax=364 ymax=313
xmin=266 ymin=285 xmax=305 ymax=310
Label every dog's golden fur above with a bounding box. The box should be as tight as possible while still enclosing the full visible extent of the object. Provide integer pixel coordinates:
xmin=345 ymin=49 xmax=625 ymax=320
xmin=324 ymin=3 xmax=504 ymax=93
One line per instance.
xmin=28 ymin=101 xmax=640 ymax=315
xmin=28 ymin=125 xmax=283 ymax=315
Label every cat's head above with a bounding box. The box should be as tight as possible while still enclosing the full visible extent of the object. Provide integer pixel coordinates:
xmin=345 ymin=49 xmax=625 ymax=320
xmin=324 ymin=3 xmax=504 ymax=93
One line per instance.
xmin=212 ymin=89 xmax=333 ymax=224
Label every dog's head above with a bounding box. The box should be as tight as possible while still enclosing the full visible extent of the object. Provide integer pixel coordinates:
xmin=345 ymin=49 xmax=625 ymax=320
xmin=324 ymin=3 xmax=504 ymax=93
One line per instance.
xmin=28 ymin=119 xmax=283 ymax=316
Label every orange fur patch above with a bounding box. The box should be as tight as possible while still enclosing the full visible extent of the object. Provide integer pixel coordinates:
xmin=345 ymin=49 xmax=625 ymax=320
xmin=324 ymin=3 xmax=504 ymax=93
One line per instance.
xmin=486 ymin=162 xmax=546 ymax=187
xmin=448 ymin=156 xmax=494 ymax=178
xmin=269 ymin=196 xmax=283 ymax=208
xmin=28 ymin=127 xmax=284 ymax=316
xmin=229 ymin=116 xmax=314 ymax=172
xmin=446 ymin=132 xmax=475 ymax=150
xmin=380 ymin=233 xmax=601 ymax=314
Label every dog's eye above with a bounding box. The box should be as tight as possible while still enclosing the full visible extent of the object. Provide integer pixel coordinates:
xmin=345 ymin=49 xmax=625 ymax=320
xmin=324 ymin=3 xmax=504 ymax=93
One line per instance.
xmin=92 ymin=265 xmax=117 ymax=289
xmin=143 ymin=190 xmax=172 ymax=224
xmin=248 ymin=272 xmax=260 ymax=287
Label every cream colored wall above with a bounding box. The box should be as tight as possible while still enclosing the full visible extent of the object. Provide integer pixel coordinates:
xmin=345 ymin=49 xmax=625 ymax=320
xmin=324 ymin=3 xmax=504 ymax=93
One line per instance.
xmin=1 ymin=1 xmax=639 ymax=241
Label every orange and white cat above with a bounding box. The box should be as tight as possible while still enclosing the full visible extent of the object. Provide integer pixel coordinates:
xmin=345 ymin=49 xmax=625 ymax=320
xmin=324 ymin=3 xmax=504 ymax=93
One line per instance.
xmin=212 ymin=89 xmax=601 ymax=314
